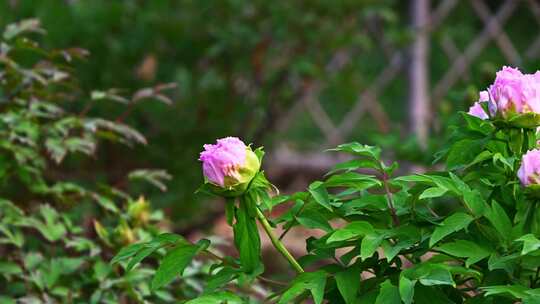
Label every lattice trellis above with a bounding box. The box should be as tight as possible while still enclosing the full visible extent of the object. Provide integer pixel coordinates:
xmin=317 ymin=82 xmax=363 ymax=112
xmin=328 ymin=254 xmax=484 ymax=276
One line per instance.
xmin=274 ymin=0 xmax=540 ymax=152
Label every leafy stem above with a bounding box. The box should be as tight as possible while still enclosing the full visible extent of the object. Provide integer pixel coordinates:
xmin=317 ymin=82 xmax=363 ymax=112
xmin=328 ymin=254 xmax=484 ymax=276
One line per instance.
xmin=255 ymin=206 xmax=305 ymax=274
xmin=202 ymin=250 xmax=288 ymax=286
xmin=279 ymin=203 xmax=306 ymax=241
xmin=379 ymin=162 xmax=400 ymax=227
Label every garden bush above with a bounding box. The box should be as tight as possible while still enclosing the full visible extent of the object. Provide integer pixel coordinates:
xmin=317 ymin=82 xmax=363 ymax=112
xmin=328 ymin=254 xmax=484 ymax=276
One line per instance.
xmin=0 ymin=20 xmax=191 ymax=303
xmin=116 ymin=67 xmax=540 ymax=303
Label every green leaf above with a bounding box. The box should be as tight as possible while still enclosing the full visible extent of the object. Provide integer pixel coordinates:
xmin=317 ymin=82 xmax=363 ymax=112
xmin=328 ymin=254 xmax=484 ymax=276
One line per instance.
xmin=93 ymin=260 xmax=111 ymax=281
xmin=279 ymin=271 xmax=327 ymax=304
xmin=430 ymin=212 xmax=473 ymax=247
xmin=375 ymin=280 xmax=401 ymax=304
xmin=296 ymin=209 xmax=332 ymax=232
xmin=111 ymin=233 xmax=186 ymax=269
xmin=233 ymin=198 xmax=261 ymax=273
xmin=327 ymin=159 xmax=380 ymax=175
xmin=467 ymin=150 xmax=493 ymax=168
xmin=493 ymin=153 xmax=514 ymax=170
xmin=126 ymin=246 xmax=159 ymax=272
xmin=308 ymin=181 xmax=332 ymax=211
xmin=335 ymin=266 xmax=360 ymax=304
xmin=381 ymin=238 xmax=416 ymax=262
xmin=516 ymin=234 xmax=540 ymax=255
xmin=225 ymin=198 xmax=235 ymax=226
xmin=399 ymin=275 xmax=416 ymax=304
xmin=446 ymin=139 xmax=485 ymax=170
xmin=413 ymin=285 xmax=455 ymax=304
xmin=185 ymin=291 xmax=243 ymax=304
xmin=324 ymin=172 xmax=381 ymax=190
xmin=487 ymin=253 xmax=520 ymax=272
xmin=91 ymin=193 xmax=119 ymax=213
xmin=507 ymin=112 xmax=540 ymax=129
xmin=205 ymin=266 xmax=239 ymax=293
xmin=482 ymin=285 xmax=529 ymax=299
xmin=484 ymin=201 xmax=513 ymax=244
xmin=0 ymin=261 xmax=22 ymax=275
xmin=508 ymin=128 xmax=524 ymax=154
xmin=437 ymin=240 xmax=491 ymax=267
xmin=128 ymin=169 xmax=171 ymax=192
xmin=419 ymin=187 xmax=448 ymax=200
xmin=461 ymin=112 xmax=495 ymax=135
xmin=327 ymin=221 xmax=374 ymax=243
xmin=462 ymin=188 xmax=487 ymax=216
xmin=417 ymin=265 xmax=455 ymax=287
xmin=151 ymin=239 xmax=209 ymax=290
xmin=0 ymin=296 xmax=15 ymax=304
xmin=361 ymin=233 xmax=385 ymax=260
xmin=328 ymin=142 xmax=381 ymax=159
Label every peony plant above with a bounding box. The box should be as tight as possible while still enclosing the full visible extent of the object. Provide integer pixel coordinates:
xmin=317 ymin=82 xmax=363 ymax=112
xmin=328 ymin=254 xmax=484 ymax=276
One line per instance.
xmin=115 ymin=67 xmax=540 ymax=303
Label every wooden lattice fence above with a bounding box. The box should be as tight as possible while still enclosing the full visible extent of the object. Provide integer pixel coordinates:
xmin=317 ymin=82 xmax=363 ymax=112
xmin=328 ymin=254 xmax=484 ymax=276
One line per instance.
xmin=268 ymin=0 xmax=540 ymax=181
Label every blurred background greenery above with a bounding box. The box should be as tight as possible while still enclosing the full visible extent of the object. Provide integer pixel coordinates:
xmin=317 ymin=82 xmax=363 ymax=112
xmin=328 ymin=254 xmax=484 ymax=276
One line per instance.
xmin=2 ymin=0 xmax=539 ymax=230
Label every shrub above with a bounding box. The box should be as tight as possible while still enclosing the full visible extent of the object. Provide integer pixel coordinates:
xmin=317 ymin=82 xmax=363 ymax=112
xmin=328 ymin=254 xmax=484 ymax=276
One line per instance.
xmin=117 ymin=70 xmax=540 ymax=303
xmin=0 ymin=19 xmax=188 ymax=303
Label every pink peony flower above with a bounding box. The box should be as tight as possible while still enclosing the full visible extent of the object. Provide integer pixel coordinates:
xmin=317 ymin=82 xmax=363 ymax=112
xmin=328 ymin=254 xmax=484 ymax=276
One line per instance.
xmin=518 ymin=149 xmax=540 ymax=186
xmin=487 ymin=66 xmax=540 ymax=118
xmin=468 ymin=102 xmax=489 ymax=120
xmin=199 ymin=137 xmax=259 ymax=188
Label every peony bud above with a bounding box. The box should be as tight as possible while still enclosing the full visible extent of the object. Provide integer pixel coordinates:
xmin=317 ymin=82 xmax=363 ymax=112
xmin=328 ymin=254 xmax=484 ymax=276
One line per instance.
xmin=518 ymin=149 xmax=540 ymax=186
xmin=199 ymin=137 xmax=260 ymax=196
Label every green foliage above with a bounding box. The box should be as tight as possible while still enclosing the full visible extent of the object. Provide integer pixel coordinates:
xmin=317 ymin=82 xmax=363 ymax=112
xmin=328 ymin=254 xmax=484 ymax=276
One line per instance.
xmin=0 ymin=0 xmax=412 ymax=223
xmin=117 ymin=112 xmax=540 ymax=302
xmin=0 ymin=20 xmax=197 ymax=302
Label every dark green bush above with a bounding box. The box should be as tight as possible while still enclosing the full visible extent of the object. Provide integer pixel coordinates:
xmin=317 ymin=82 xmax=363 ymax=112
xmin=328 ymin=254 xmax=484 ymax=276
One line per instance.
xmin=0 ymin=19 xmax=192 ymax=303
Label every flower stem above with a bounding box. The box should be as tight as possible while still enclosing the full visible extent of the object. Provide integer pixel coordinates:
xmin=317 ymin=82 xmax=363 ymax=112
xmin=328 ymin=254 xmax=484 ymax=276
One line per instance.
xmin=255 ymin=207 xmax=304 ymax=274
